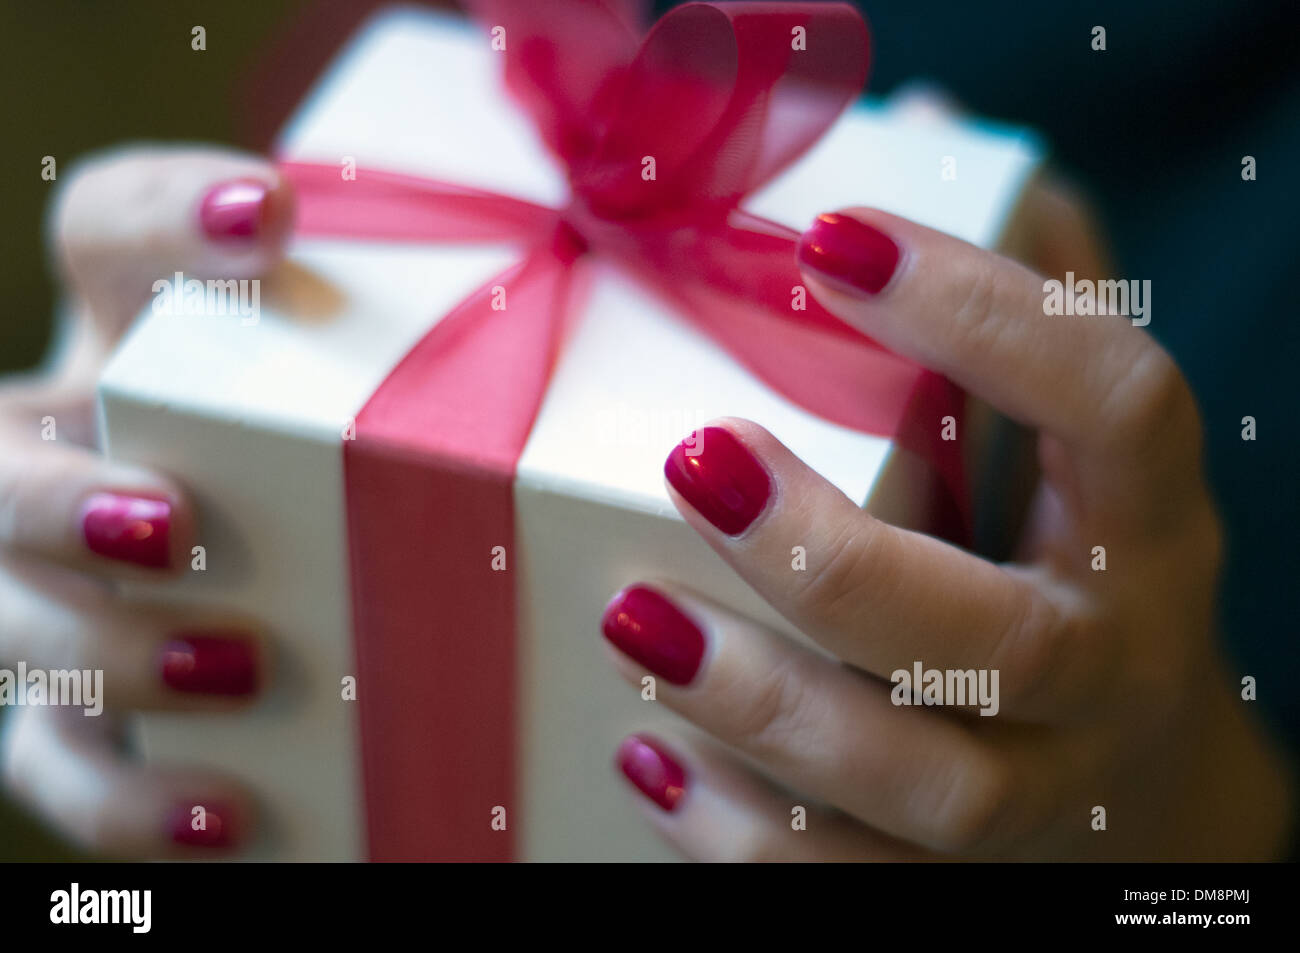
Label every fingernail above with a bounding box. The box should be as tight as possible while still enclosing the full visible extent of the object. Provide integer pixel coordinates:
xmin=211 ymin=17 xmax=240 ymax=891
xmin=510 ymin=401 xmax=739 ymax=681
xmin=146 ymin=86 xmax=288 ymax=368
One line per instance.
xmin=81 ymin=492 xmax=172 ymax=569
xmin=602 ymin=586 xmax=705 ymax=686
xmin=797 ymin=211 xmax=901 ymax=295
xmin=199 ymin=178 xmax=273 ymax=241
xmin=664 ymin=426 xmax=771 ymax=535
xmin=160 ymin=635 xmax=259 ymax=696
xmin=616 ymin=735 xmax=687 ymax=813
xmin=168 ymin=799 xmax=240 ymax=849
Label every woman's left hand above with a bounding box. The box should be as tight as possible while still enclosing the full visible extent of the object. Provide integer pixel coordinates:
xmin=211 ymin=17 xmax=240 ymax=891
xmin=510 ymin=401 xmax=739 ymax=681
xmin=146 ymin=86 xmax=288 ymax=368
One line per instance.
xmin=600 ymin=196 xmax=1294 ymax=861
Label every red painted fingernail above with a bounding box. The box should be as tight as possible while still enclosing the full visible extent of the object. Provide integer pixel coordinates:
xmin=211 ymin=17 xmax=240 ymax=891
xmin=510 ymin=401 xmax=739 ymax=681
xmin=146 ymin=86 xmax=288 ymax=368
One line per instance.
xmin=664 ymin=426 xmax=771 ymax=535
xmin=602 ymin=586 xmax=705 ymax=686
xmin=797 ymin=211 xmax=901 ymax=295
xmin=199 ymin=178 xmax=273 ymax=241
xmin=160 ymin=635 xmax=258 ymax=696
xmin=616 ymin=735 xmax=687 ymax=813
xmin=81 ymin=492 xmax=172 ymax=569
xmin=168 ymin=799 xmax=240 ymax=849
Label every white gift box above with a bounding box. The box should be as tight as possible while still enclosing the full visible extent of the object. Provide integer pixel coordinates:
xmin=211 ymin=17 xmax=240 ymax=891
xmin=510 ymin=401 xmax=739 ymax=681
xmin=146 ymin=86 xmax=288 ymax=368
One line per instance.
xmin=98 ymin=6 xmax=1041 ymax=861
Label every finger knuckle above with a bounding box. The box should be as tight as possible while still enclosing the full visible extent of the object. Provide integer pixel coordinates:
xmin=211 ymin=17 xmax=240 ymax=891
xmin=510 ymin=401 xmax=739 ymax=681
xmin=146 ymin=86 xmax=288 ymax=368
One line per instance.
xmin=0 ymin=444 xmax=92 ymax=556
xmin=947 ymin=257 xmax=1019 ymax=367
xmin=791 ymin=516 xmax=891 ymax=629
xmin=925 ymin=754 xmax=1015 ymax=855
xmin=727 ymin=656 xmax=821 ymax=759
xmin=989 ymin=591 xmax=1081 ymax=708
xmin=1101 ymin=345 xmax=1198 ymax=456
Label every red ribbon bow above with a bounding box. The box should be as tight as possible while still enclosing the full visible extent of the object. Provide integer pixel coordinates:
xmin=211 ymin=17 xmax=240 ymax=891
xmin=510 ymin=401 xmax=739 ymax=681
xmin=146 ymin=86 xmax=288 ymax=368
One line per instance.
xmin=280 ymin=0 xmax=965 ymax=860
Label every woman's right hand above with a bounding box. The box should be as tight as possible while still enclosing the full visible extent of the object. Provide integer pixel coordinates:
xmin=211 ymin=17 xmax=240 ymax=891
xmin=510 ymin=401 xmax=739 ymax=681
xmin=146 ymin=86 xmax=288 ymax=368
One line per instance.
xmin=0 ymin=146 xmax=293 ymax=856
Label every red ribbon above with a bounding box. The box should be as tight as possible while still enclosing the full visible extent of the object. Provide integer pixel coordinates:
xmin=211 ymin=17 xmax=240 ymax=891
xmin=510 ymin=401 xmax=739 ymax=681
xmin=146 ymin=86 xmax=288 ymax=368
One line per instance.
xmin=280 ymin=0 xmax=966 ymax=860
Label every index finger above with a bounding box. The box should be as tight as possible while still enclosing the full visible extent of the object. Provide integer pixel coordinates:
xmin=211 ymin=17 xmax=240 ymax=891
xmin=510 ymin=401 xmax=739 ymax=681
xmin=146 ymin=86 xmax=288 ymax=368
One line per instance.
xmin=796 ymin=209 xmax=1202 ymax=505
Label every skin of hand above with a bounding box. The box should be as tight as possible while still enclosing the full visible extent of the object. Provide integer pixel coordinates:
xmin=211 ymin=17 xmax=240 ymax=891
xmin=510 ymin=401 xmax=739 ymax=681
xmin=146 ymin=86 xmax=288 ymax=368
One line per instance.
xmin=601 ymin=186 xmax=1297 ymax=861
xmin=0 ymin=147 xmax=293 ymax=857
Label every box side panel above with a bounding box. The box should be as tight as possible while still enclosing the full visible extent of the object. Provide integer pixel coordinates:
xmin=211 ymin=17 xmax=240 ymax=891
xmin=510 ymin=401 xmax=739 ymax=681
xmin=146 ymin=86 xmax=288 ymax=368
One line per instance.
xmin=514 ymin=485 xmax=807 ymax=861
xmin=101 ymin=388 xmax=363 ymax=861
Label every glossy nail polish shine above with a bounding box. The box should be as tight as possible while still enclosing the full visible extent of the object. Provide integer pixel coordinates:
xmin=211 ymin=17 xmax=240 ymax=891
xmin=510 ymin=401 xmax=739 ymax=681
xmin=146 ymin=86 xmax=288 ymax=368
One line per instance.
xmin=199 ymin=179 xmax=271 ymax=240
xmin=81 ymin=492 xmax=172 ymax=569
xmin=602 ymin=586 xmax=705 ymax=685
xmin=160 ymin=635 xmax=258 ymax=696
xmin=664 ymin=426 xmax=771 ymax=535
xmin=168 ymin=800 xmax=239 ymax=849
xmin=616 ymin=735 xmax=687 ymax=812
xmin=797 ymin=211 xmax=901 ymax=295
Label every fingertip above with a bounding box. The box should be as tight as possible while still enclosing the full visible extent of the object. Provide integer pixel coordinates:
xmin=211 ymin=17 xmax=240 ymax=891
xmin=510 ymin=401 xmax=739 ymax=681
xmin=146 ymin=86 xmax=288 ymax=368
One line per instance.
xmin=101 ymin=462 xmax=198 ymax=571
xmin=615 ymin=733 xmax=689 ymax=814
xmin=3 ymin=706 xmax=259 ymax=859
xmin=78 ymin=490 xmax=176 ymax=572
xmin=796 ymin=209 xmax=903 ymax=299
xmin=663 ymin=422 xmax=773 ymax=537
xmin=50 ymin=147 xmax=297 ymax=334
xmin=165 ymin=793 xmax=253 ymax=853
xmin=599 ymin=583 xmax=706 ymax=687
xmin=198 ymin=169 xmax=295 ymax=250
xmin=76 ymin=483 xmax=195 ymax=575
xmin=157 ymin=630 xmax=264 ymax=701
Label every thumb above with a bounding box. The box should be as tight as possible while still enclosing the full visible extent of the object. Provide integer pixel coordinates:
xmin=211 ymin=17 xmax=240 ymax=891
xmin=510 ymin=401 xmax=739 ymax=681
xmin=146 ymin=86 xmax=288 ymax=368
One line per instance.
xmin=48 ymin=146 xmax=295 ymax=347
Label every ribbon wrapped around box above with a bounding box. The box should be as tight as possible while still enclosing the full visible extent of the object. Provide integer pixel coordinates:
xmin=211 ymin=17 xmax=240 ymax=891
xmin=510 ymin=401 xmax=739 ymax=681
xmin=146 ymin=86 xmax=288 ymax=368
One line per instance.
xmin=99 ymin=1 xmax=1041 ymax=860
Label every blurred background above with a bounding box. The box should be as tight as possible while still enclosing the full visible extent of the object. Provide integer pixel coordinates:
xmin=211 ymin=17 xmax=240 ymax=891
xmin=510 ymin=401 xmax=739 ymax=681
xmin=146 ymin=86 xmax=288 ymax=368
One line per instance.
xmin=2 ymin=0 xmax=1297 ymax=859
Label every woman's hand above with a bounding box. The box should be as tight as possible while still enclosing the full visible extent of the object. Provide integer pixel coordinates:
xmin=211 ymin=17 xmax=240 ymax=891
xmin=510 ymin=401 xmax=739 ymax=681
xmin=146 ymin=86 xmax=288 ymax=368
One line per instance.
xmin=601 ymin=197 xmax=1295 ymax=861
xmin=0 ymin=147 xmax=292 ymax=856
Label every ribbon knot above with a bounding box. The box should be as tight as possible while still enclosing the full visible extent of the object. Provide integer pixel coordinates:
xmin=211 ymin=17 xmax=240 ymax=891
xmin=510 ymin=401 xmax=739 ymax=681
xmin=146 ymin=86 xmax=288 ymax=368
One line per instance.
xmin=551 ymin=213 xmax=590 ymax=265
xmin=281 ymin=0 xmax=970 ymax=534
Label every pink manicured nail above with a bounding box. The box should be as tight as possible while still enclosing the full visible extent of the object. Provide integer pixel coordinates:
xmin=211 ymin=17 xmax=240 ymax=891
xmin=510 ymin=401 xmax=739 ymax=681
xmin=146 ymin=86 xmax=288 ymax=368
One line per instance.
xmin=199 ymin=179 xmax=272 ymax=240
xmin=664 ymin=426 xmax=771 ymax=535
xmin=616 ymin=735 xmax=687 ymax=812
xmin=797 ymin=211 xmax=901 ymax=295
xmin=160 ymin=635 xmax=258 ymax=696
xmin=168 ymin=799 xmax=240 ymax=849
xmin=602 ymin=586 xmax=705 ymax=685
xmin=81 ymin=492 xmax=172 ymax=569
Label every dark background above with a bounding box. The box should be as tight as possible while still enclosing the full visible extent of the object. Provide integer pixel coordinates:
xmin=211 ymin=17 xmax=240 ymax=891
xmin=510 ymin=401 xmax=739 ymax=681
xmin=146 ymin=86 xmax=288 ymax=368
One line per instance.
xmin=2 ymin=0 xmax=1297 ymax=860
